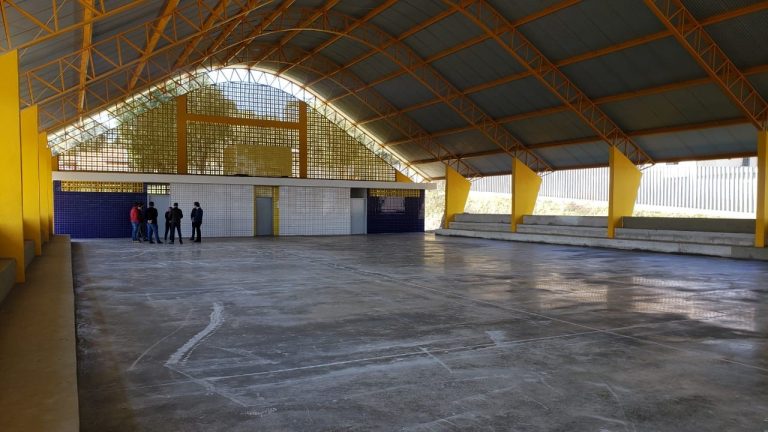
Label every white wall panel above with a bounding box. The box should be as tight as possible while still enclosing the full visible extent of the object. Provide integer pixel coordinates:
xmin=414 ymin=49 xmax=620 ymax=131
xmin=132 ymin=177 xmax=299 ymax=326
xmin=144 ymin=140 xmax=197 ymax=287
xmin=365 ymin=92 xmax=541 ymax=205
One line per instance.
xmin=280 ymin=187 xmax=350 ymax=235
xmin=170 ymin=184 xmax=254 ymax=237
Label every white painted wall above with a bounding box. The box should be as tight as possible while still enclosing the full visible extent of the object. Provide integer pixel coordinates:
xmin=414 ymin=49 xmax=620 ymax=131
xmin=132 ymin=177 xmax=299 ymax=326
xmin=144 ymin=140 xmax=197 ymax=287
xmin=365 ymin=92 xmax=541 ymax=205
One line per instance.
xmin=280 ymin=187 xmax=351 ymax=235
xmin=170 ymin=183 xmax=254 ymax=237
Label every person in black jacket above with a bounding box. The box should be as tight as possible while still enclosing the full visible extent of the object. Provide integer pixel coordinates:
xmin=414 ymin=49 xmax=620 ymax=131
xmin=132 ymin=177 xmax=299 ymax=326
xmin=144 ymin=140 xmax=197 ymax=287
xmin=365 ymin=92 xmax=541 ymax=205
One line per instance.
xmin=190 ymin=202 xmax=203 ymax=243
xmin=164 ymin=207 xmax=173 ymax=242
xmin=145 ymin=201 xmax=162 ymax=244
xmin=169 ymin=203 xmax=183 ymax=244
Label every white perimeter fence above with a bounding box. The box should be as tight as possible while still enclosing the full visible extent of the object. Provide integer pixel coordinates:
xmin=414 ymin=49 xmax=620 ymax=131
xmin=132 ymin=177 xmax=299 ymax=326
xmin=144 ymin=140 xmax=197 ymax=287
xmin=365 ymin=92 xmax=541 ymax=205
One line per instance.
xmin=471 ymin=165 xmax=758 ymax=214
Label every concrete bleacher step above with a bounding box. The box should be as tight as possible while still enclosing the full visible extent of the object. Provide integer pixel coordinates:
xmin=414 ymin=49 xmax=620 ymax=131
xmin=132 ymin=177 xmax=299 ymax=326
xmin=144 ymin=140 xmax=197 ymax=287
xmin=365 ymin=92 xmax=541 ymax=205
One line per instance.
xmin=435 ymin=228 xmax=768 ymax=261
xmin=522 ymin=215 xmax=607 ymax=227
xmin=615 ymin=228 xmax=754 ymax=246
xmin=449 ymin=221 xmax=510 ymax=232
xmin=516 ymin=224 xmax=607 ymax=238
xmin=454 ymin=213 xmax=511 ymax=224
xmin=0 ymin=259 xmax=15 ymax=306
xmin=23 ymin=240 xmax=34 ymax=269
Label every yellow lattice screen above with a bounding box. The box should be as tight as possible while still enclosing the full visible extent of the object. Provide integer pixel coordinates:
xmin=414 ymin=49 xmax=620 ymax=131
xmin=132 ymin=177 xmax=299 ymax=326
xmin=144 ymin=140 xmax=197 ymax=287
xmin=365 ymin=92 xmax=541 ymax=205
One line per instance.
xmin=60 ymin=181 xmax=144 ymax=193
xmin=369 ymin=189 xmax=422 ymax=198
xmin=58 ymin=101 xmax=177 ymax=173
xmin=56 ymin=81 xmax=397 ymax=182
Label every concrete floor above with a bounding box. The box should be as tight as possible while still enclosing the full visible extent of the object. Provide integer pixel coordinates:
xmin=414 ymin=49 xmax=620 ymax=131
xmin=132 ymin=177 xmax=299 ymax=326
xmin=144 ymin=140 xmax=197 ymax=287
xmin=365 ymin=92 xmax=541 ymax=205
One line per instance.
xmin=74 ymin=234 xmax=768 ymax=431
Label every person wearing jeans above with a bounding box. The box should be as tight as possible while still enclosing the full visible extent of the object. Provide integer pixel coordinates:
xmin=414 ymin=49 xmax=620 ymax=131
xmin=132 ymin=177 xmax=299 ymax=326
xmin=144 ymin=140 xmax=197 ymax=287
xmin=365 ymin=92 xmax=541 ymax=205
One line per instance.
xmin=130 ymin=202 xmax=141 ymax=242
xmin=145 ymin=201 xmax=162 ymax=244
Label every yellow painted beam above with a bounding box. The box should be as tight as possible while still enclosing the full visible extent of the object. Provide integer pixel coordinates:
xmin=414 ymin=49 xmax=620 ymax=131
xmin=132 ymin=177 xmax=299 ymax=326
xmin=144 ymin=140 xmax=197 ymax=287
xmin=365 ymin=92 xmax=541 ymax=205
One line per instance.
xmin=444 ymin=166 xmax=470 ymax=228
xmin=395 ymin=171 xmax=412 ymax=183
xmin=38 ymin=133 xmax=50 ymax=243
xmin=177 ymin=95 xmax=188 ymax=174
xmin=756 ymin=130 xmax=767 ymax=247
xmin=0 ymin=50 xmax=26 ymax=282
xmin=608 ymin=146 xmax=642 ymax=238
xmin=21 ymin=106 xmax=42 ymax=255
xmin=299 ymin=101 xmax=308 ymax=178
xmin=511 ymin=158 xmax=541 ymax=232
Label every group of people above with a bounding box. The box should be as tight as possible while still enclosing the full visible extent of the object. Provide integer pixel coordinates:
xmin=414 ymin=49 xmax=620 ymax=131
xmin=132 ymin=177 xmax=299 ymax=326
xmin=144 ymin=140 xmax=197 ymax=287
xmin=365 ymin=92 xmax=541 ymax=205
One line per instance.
xmin=130 ymin=201 xmax=204 ymax=244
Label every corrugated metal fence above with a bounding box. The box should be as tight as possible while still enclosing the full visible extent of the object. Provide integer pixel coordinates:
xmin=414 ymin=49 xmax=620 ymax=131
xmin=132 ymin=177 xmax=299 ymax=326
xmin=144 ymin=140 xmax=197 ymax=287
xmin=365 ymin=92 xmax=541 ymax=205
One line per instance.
xmin=471 ymin=165 xmax=758 ymax=213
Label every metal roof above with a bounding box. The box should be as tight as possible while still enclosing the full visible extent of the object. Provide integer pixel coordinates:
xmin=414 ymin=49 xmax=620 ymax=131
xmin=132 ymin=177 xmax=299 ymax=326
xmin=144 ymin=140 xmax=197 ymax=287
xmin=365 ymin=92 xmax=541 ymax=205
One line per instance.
xmin=4 ymin=0 xmax=768 ymax=180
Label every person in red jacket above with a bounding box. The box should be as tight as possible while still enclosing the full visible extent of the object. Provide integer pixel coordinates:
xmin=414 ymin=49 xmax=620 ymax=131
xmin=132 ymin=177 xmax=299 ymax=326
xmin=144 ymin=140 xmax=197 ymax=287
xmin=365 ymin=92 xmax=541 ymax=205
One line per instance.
xmin=130 ymin=202 xmax=141 ymax=242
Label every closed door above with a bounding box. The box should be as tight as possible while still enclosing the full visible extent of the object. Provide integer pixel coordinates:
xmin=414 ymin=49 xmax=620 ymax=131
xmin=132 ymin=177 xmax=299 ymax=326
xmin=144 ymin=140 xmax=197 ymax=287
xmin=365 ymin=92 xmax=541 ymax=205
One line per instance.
xmin=350 ymin=198 xmax=366 ymax=234
xmin=255 ymin=197 xmax=273 ymax=236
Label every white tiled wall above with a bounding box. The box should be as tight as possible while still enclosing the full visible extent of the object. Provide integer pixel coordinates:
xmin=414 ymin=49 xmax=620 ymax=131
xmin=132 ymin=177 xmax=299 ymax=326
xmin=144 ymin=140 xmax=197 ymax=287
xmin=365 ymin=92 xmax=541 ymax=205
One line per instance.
xmin=280 ymin=187 xmax=351 ymax=235
xmin=170 ymin=183 xmax=254 ymax=237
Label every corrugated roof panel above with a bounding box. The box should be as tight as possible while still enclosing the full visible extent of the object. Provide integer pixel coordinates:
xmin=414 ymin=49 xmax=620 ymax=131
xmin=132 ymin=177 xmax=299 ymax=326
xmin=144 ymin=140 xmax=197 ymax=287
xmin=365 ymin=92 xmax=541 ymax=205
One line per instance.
xmin=748 ymin=71 xmax=768 ymax=100
xmin=519 ymin=0 xmax=665 ymax=62
xmin=536 ymin=141 xmax=609 ymax=169
xmin=389 ymin=142 xmax=438 ymax=162
xmin=93 ymin=2 xmax=164 ymax=40
xmin=465 ymin=153 xmax=514 ymax=175
xmin=7 ymin=1 xmax=78 ymax=49
xmin=360 ymin=119 xmax=407 ymax=143
xmin=706 ymin=12 xmax=768 ymax=69
xmin=372 ymin=75 xmax=436 ymax=109
xmin=683 ymin=0 xmax=764 ymax=20
xmin=405 ymin=103 xmax=468 ymax=133
xmin=372 ymin=0 xmax=447 ymax=37
xmin=436 ymin=129 xmax=499 ymax=156
xmin=636 ymin=123 xmax=756 ymax=161
xmin=334 ymin=0 xmax=394 ymax=17
xmin=288 ymin=31 xmax=335 ymax=52
xmin=331 ymin=95 xmax=377 ymax=122
xmin=504 ymin=111 xmax=596 ymax=145
xmin=486 ymin=0 xmax=572 ymax=22
xmin=560 ymin=37 xmax=706 ymax=99
xmin=416 ymin=161 xmax=449 ymax=179
xmin=319 ymin=38 xmax=375 ymax=67
xmin=309 ymin=77 xmax=344 ymax=100
xmin=599 ymin=82 xmax=744 ymax=132
xmin=467 ymin=76 xmax=562 ymax=118
xmin=403 ymin=13 xmax=484 ymax=59
xmin=348 ymin=53 xmax=402 ymax=83
xmin=430 ymin=39 xmax=526 ymax=90
xmin=19 ymin=34 xmax=78 ymax=72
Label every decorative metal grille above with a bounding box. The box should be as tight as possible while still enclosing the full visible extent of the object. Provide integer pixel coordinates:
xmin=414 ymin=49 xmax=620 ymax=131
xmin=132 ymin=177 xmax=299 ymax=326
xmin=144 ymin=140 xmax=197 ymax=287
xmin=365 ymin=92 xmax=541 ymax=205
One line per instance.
xmin=146 ymin=184 xmax=170 ymax=195
xmin=188 ymin=82 xmax=300 ymax=122
xmin=57 ymin=100 xmax=177 ymax=173
xmin=369 ymin=189 xmax=421 ymax=197
xmin=60 ymin=181 xmax=144 ymax=193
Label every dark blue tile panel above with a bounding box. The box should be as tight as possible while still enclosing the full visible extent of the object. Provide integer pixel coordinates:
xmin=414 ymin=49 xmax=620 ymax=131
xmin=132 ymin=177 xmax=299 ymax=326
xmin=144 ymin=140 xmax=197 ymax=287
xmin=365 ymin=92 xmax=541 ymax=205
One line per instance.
xmin=54 ymin=181 xmax=148 ymax=238
xmin=367 ymin=190 xmax=424 ymax=233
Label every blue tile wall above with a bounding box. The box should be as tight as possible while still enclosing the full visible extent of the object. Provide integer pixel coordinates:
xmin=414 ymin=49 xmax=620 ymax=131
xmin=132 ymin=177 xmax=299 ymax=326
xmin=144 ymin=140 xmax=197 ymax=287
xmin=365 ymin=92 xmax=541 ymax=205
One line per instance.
xmin=367 ymin=191 xmax=424 ymax=233
xmin=53 ymin=181 xmax=148 ymax=238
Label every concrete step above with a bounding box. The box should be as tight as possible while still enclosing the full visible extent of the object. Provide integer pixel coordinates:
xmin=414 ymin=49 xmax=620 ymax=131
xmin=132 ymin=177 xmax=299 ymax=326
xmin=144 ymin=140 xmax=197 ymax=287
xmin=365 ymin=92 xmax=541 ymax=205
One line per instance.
xmin=622 ymin=217 xmax=754 ymax=234
xmin=616 ymin=228 xmax=754 ymax=246
xmin=24 ymin=240 xmax=34 ymax=269
xmin=454 ymin=213 xmax=511 ymax=224
xmin=0 ymin=259 xmax=15 ymax=306
xmin=522 ymin=215 xmax=607 ymax=227
xmin=517 ymin=224 xmax=607 ymax=238
xmin=434 ymin=229 xmax=768 ymax=261
xmin=449 ymin=221 xmax=510 ymax=232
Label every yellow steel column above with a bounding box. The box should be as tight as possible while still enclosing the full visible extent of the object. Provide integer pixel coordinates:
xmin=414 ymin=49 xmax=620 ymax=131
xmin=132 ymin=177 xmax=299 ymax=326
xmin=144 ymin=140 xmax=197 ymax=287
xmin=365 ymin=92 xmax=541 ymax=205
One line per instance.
xmin=444 ymin=166 xmax=470 ymax=229
xmin=38 ymin=133 xmax=50 ymax=243
xmin=395 ymin=171 xmax=412 ymax=183
xmin=272 ymin=187 xmax=280 ymax=236
xmin=608 ymin=146 xmax=642 ymax=238
xmin=177 ymin=95 xmax=188 ymax=174
xmin=299 ymin=101 xmax=308 ymax=178
xmin=511 ymin=158 xmax=542 ymax=232
xmin=0 ymin=50 xmax=26 ymax=282
xmin=21 ymin=106 xmax=42 ymax=255
xmin=48 ymin=153 xmax=55 ymax=235
xmin=756 ymin=130 xmax=768 ymax=247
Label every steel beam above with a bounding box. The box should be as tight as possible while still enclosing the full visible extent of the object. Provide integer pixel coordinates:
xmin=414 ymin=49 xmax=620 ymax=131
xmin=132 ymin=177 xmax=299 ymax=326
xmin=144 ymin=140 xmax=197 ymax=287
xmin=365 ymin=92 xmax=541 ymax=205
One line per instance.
xmin=644 ymin=0 xmax=768 ymax=129
xmin=127 ymin=0 xmax=182 ymax=92
xmin=77 ymin=2 xmax=94 ymax=113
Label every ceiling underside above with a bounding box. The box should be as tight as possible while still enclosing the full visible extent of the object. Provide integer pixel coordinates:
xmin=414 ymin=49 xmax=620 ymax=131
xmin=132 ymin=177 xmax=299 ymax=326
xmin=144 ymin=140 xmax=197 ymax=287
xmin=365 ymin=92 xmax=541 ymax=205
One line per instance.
xmin=4 ymin=0 xmax=768 ymax=179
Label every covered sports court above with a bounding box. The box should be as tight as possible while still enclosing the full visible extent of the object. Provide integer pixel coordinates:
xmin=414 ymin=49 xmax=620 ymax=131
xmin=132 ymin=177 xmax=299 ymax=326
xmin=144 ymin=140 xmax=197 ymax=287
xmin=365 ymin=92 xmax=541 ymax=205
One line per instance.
xmin=0 ymin=0 xmax=767 ymax=431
